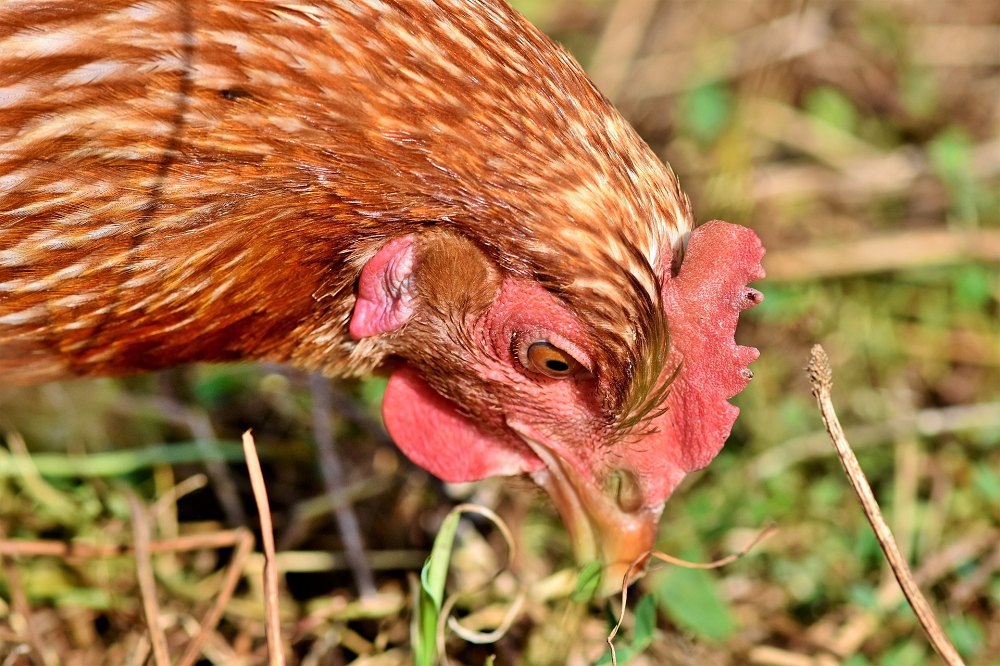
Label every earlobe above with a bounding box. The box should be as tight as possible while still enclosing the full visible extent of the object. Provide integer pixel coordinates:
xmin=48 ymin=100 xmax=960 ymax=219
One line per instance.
xmin=350 ymin=236 xmax=417 ymax=340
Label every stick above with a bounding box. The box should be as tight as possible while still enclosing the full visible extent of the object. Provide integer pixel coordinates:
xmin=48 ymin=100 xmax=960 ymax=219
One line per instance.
xmin=126 ymin=490 xmax=171 ymax=666
xmin=242 ymin=430 xmax=286 ymax=666
xmin=0 ymin=529 xmax=251 ymax=557
xmin=806 ymin=345 xmax=965 ymax=666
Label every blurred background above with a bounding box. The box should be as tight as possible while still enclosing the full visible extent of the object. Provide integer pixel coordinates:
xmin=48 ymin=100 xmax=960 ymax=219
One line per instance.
xmin=0 ymin=0 xmax=998 ymax=664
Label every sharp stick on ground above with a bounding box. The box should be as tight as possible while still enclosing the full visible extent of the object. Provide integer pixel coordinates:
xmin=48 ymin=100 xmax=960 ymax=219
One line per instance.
xmin=806 ymin=345 xmax=966 ymax=666
xmin=176 ymin=526 xmax=256 ymax=666
xmin=125 ymin=490 xmax=171 ymax=666
xmin=243 ymin=430 xmax=287 ymax=666
xmin=309 ymin=373 xmax=377 ymax=597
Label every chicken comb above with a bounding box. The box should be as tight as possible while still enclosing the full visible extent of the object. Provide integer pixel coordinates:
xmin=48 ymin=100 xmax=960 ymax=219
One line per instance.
xmin=629 ymin=220 xmax=765 ymax=505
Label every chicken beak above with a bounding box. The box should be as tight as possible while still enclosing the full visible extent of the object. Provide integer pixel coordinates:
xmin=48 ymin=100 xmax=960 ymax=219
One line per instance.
xmin=518 ymin=433 xmax=661 ymax=598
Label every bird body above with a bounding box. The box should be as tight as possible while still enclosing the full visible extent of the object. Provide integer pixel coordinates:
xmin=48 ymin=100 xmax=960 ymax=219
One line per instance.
xmin=0 ymin=0 xmax=764 ymax=592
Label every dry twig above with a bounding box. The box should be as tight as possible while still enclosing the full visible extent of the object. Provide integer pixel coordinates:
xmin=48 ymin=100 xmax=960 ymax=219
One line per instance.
xmin=125 ymin=490 xmax=171 ymax=666
xmin=764 ymin=229 xmax=1000 ymax=281
xmin=806 ymin=345 xmax=965 ymax=666
xmin=243 ymin=430 xmax=287 ymax=666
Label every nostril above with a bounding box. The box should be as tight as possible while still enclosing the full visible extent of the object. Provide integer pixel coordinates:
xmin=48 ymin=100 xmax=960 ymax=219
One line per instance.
xmin=742 ymin=368 xmax=754 ymax=380
xmin=605 ymin=469 xmax=643 ymax=514
xmin=746 ymin=289 xmax=763 ymax=305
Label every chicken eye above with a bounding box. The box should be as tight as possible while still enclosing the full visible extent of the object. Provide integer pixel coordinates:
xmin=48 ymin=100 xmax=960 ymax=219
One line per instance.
xmin=525 ymin=340 xmax=579 ymax=378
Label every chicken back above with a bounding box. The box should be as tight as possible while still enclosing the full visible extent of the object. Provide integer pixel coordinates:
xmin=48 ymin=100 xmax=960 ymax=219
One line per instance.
xmin=0 ymin=0 xmax=764 ymax=593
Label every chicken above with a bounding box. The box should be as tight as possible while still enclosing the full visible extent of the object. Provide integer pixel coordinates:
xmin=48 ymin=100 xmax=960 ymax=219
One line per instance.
xmin=0 ymin=0 xmax=764 ymax=594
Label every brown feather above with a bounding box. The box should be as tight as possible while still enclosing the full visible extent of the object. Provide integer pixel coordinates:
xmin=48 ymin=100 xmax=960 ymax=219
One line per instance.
xmin=0 ymin=0 xmax=692 ymax=423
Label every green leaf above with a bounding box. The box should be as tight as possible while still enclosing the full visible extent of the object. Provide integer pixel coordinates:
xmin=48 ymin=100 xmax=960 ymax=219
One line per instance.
xmin=679 ymin=80 xmax=732 ymax=145
xmin=975 ymin=464 xmax=1000 ymax=502
xmin=843 ymin=655 xmax=872 ymax=666
xmin=849 ymin=584 xmax=879 ymax=610
xmin=632 ymin=594 xmax=657 ymax=647
xmin=191 ymin=364 xmax=256 ymax=406
xmin=945 ymin=616 xmax=985 ymax=659
xmin=804 ymin=86 xmax=858 ymax=133
xmin=359 ymin=376 xmax=388 ymax=406
xmin=414 ymin=509 xmax=463 ymax=666
xmin=880 ymin=640 xmax=927 ymax=666
xmin=656 ymin=558 xmax=735 ymax=641
xmin=572 ymin=561 xmax=603 ymax=604
xmin=0 ymin=442 xmax=250 ymax=478
xmin=595 ymin=644 xmax=641 ymax=666
xmin=421 ymin=510 xmax=462 ymax=611
xmin=953 ymin=266 xmax=995 ymax=310
xmin=928 ymin=127 xmax=979 ymax=225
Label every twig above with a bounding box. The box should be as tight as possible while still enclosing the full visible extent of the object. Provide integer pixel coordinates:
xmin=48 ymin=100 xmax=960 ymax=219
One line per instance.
xmin=151 ymin=473 xmax=208 ymax=520
xmin=125 ymin=490 xmax=171 ymax=666
xmin=629 ymin=10 xmax=830 ymax=100
xmin=117 ymin=395 xmax=247 ymax=526
xmin=0 ymin=529 xmax=250 ymax=557
xmin=309 ymin=373 xmax=377 ymax=597
xmin=951 ymin=540 xmax=1000 ymax=605
xmin=0 ymin=644 xmax=31 ymax=666
xmin=176 ymin=527 xmax=255 ymax=666
xmin=242 ymin=430 xmax=286 ymax=666
xmin=124 ymin=632 xmax=151 ymax=666
xmin=806 ymin=345 xmax=965 ymax=666
xmin=587 ymin=0 xmax=660 ymax=102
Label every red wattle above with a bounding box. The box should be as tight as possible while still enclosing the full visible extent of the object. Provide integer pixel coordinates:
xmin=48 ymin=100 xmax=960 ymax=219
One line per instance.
xmin=382 ymin=364 xmax=544 ymax=482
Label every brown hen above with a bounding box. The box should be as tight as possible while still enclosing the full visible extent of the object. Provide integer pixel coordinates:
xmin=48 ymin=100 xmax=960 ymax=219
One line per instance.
xmin=0 ymin=0 xmax=764 ymax=594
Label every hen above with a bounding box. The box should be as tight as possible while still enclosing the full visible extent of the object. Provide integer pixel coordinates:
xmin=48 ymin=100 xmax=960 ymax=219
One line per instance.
xmin=0 ymin=0 xmax=764 ymax=593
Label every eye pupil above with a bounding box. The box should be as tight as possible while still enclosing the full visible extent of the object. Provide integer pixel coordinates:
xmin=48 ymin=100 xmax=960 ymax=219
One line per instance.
xmin=524 ymin=340 xmax=579 ymax=378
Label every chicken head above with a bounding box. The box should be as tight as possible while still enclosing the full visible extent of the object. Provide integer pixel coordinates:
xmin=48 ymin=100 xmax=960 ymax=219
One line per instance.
xmin=351 ymin=222 xmax=764 ymax=595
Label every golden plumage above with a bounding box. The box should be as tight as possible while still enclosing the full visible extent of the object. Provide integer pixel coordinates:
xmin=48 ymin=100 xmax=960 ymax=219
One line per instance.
xmin=0 ymin=0 xmax=690 ymax=405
